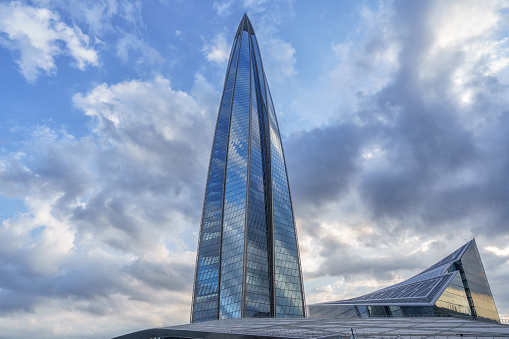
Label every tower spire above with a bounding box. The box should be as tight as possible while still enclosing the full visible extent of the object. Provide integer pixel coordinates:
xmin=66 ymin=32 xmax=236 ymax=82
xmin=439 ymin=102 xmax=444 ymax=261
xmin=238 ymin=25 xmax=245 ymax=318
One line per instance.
xmin=236 ymin=13 xmax=253 ymax=36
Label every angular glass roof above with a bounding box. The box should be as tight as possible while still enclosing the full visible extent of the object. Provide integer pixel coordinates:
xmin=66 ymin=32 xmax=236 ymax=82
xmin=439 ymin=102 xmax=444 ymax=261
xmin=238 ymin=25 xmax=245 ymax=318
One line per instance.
xmin=309 ymin=239 xmax=500 ymax=322
xmin=320 ymin=241 xmax=472 ymax=306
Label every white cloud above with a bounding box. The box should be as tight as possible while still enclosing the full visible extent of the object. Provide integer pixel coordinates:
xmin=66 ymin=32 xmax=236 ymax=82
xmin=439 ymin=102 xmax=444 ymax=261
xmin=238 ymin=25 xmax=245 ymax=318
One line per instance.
xmin=1 ymin=0 xmax=158 ymax=71
xmin=419 ymin=0 xmax=509 ymax=108
xmin=31 ymin=0 xmax=140 ymax=35
xmin=260 ymin=36 xmax=296 ymax=81
xmin=486 ymin=245 xmax=509 ymax=257
xmin=213 ymin=0 xmax=274 ymax=16
xmin=0 ymin=75 xmax=217 ymax=337
xmin=213 ymin=0 xmax=234 ymax=16
xmin=230 ymin=10 xmax=297 ymax=86
xmin=429 ymin=0 xmax=501 ymax=49
xmin=0 ymin=1 xmax=98 ymax=82
xmin=116 ymin=33 xmax=163 ymax=64
xmin=309 ymin=3 xmax=399 ymax=125
xmin=74 ymin=76 xmax=212 ymax=145
xmin=202 ymin=33 xmax=230 ymax=64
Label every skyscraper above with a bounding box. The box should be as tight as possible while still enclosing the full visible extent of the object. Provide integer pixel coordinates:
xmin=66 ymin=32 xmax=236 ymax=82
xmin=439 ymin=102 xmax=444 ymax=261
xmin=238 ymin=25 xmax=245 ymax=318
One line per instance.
xmin=190 ymin=14 xmax=306 ymax=322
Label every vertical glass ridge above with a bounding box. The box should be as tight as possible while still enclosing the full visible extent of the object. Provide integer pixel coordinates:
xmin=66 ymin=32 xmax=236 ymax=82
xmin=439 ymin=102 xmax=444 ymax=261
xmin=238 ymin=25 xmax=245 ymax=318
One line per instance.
xmin=458 ymin=241 xmax=500 ymax=321
xmin=219 ymin=30 xmax=250 ymax=319
xmin=191 ymin=14 xmax=305 ymax=323
xmin=244 ymin=39 xmax=271 ymax=318
xmin=266 ymin=86 xmax=305 ymax=317
xmin=191 ymin=33 xmax=241 ymax=323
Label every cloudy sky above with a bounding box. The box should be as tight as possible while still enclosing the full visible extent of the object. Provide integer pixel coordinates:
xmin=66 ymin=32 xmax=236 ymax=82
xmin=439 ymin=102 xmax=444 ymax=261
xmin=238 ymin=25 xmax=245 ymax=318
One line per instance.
xmin=1 ymin=0 xmax=508 ymax=337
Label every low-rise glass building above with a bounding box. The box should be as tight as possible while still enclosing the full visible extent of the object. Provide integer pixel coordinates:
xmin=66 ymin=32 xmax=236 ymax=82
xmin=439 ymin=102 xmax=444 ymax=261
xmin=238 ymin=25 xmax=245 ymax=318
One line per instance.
xmin=308 ymin=239 xmax=500 ymax=322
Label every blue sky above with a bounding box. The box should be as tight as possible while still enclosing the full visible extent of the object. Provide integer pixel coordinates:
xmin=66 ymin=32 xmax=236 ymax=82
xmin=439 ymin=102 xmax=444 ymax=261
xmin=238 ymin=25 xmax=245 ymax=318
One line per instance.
xmin=1 ymin=0 xmax=509 ymax=338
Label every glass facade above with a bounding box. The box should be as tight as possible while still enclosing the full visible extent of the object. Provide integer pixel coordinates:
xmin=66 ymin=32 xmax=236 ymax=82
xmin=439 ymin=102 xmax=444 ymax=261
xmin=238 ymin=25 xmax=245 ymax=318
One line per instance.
xmin=191 ymin=14 xmax=305 ymax=323
xmin=433 ymin=272 xmax=472 ymax=316
xmin=458 ymin=241 xmax=500 ymax=321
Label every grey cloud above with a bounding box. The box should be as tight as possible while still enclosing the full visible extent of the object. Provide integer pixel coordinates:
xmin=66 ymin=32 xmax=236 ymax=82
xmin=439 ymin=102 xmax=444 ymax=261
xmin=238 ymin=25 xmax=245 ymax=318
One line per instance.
xmin=0 ymin=250 xmax=187 ymax=316
xmin=310 ymin=236 xmax=417 ymax=281
xmin=287 ymin=122 xmax=364 ymax=210
xmin=68 ymin=77 xmax=215 ymax=249
xmin=293 ymin=2 xmax=509 ymax=312
xmin=355 ymin=2 xmax=508 ymax=233
xmin=125 ymin=258 xmax=194 ymax=293
xmin=290 ymin=0 xmax=509 ymax=237
xmin=0 ymin=290 xmax=39 ymax=315
xmin=302 ymin=218 xmax=455 ymax=282
xmin=360 ymin=100 xmax=478 ymax=224
xmin=0 ymin=225 xmax=129 ymax=314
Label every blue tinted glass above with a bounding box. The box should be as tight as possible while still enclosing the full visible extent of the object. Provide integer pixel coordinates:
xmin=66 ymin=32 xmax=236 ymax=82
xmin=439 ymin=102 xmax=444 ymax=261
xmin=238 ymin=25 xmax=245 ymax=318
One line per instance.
xmin=192 ymin=34 xmax=241 ymax=322
xmin=250 ymin=32 xmax=305 ymax=318
xmin=244 ymin=38 xmax=271 ymax=317
xmin=219 ymin=30 xmax=251 ymax=319
xmin=266 ymin=78 xmax=304 ymax=318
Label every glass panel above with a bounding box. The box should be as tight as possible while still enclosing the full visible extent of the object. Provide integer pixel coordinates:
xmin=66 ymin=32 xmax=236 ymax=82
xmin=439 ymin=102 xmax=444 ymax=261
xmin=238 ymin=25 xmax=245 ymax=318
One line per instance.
xmin=459 ymin=241 xmax=500 ymax=321
xmin=367 ymin=306 xmax=389 ymax=317
xmin=268 ymin=87 xmax=303 ymax=317
xmin=400 ymin=306 xmax=434 ymax=317
xmin=251 ymin=33 xmax=305 ymax=318
xmin=433 ymin=273 xmax=472 ymax=316
xmin=244 ymin=37 xmax=271 ymax=317
xmin=192 ymin=34 xmax=241 ymax=323
xmin=219 ymin=31 xmax=251 ymax=319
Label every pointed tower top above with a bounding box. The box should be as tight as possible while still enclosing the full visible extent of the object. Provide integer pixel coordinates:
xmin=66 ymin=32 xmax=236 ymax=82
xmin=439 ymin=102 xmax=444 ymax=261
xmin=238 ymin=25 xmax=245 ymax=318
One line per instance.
xmin=236 ymin=13 xmax=254 ymax=37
